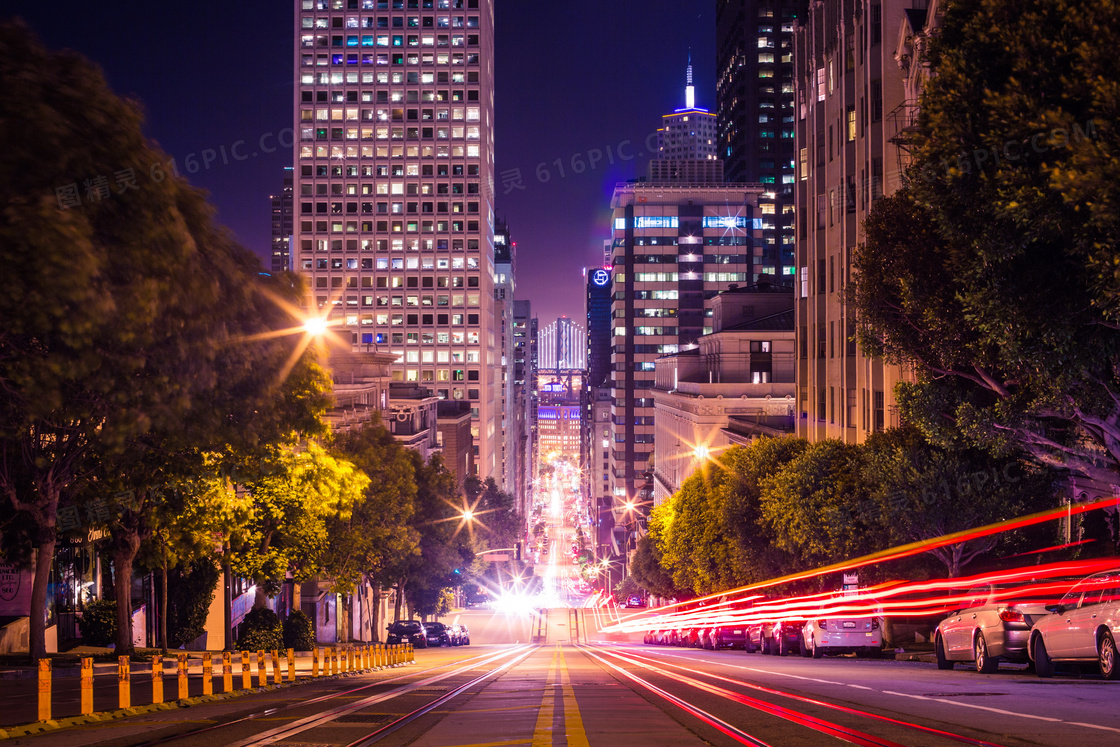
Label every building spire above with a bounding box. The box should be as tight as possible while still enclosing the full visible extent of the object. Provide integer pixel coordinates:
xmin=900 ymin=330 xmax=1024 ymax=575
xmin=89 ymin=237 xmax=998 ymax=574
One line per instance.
xmin=685 ymin=50 xmax=695 ymax=110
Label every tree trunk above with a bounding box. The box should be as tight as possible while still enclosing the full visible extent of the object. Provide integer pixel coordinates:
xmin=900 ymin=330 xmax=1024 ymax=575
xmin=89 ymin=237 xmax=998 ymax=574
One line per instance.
xmin=393 ymin=582 xmax=404 ymax=621
xmin=370 ymin=580 xmax=381 ymax=643
xmin=291 ymin=580 xmax=301 ymax=612
xmin=222 ymin=555 xmax=233 ymax=651
xmin=111 ymin=525 xmax=143 ymax=654
xmin=28 ymin=539 xmax=55 ymax=663
xmin=159 ymin=543 xmax=169 ymax=654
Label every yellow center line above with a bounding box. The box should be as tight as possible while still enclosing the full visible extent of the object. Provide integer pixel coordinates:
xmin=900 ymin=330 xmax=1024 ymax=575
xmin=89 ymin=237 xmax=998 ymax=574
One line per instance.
xmin=531 ymin=645 xmax=560 ymax=746
xmin=444 ymin=741 xmax=531 ymax=747
xmin=557 ymin=647 xmax=590 ymax=747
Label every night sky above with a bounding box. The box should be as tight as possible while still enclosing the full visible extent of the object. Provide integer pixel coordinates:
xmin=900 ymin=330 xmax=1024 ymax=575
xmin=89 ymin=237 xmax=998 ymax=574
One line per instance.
xmin=8 ymin=0 xmax=715 ymax=325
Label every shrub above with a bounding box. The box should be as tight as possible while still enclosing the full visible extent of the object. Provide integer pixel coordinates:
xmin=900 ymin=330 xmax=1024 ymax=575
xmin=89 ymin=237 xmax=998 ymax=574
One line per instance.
xmin=282 ymin=610 xmax=315 ymax=651
xmin=236 ymin=607 xmax=283 ymax=652
xmin=79 ymin=599 xmax=117 ymax=646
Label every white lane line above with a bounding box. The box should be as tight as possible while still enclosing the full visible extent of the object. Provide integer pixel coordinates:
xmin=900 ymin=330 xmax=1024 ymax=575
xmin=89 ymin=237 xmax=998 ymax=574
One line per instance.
xmin=640 ymin=649 xmax=1120 ymax=734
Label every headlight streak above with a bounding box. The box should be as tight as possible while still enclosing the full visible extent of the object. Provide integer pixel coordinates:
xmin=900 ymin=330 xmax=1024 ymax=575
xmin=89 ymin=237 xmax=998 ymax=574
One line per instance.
xmin=587 ymin=646 xmax=908 ymax=747
xmin=600 ymin=647 xmax=1007 ymax=747
xmin=604 ymin=558 xmax=1119 ymax=634
xmin=608 ymin=496 xmax=1120 ymax=629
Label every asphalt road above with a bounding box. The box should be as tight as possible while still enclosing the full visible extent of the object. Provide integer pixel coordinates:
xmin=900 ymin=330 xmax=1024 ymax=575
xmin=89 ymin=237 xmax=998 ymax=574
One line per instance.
xmin=6 ymin=607 xmax=1120 ymax=746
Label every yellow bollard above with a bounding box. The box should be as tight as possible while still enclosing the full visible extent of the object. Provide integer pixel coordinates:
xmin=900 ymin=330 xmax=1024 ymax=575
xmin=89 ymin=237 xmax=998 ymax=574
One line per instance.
xmin=409 ymin=642 xmax=414 ymax=662
xmin=118 ymin=656 xmax=131 ymax=710
xmin=80 ymin=657 xmax=93 ymax=716
xmin=312 ymin=647 xmax=319 ymax=677
xmin=241 ymin=651 xmax=251 ymax=690
xmin=270 ymin=649 xmax=280 ymax=684
xmin=363 ymin=645 xmax=369 ymax=670
xmin=151 ymin=655 xmax=163 ymax=704
xmin=177 ymin=653 xmax=189 ymax=700
xmin=331 ymin=646 xmax=338 ymax=675
xmin=256 ymin=651 xmax=267 ymax=687
xmin=37 ymin=659 xmax=51 ymax=722
xmin=287 ymin=648 xmax=295 ymax=682
xmin=223 ymin=651 xmax=233 ymax=693
xmin=202 ymin=654 xmax=213 ymax=695
xmin=377 ymin=643 xmax=384 ymax=668
xmin=347 ymin=646 xmax=354 ymax=672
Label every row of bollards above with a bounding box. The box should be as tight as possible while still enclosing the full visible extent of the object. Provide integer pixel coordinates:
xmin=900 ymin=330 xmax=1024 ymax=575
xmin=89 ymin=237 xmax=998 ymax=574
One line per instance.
xmin=36 ymin=643 xmax=414 ymax=723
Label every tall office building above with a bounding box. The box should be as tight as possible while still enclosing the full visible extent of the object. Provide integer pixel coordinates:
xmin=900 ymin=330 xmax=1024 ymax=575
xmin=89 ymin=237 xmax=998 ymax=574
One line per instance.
xmin=585 ymin=267 xmax=612 ymax=390
xmin=512 ymin=299 xmax=537 ymax=516
xmin=271 ymin=168 xmax=294 ymax=274
xmin=716 ymin=0 xmax=804 ymax=280
xmin=538 ymin=317 xmax=587 ymax=373
xmin=292 ymin=0 xmax=499 ymax=480
xmin=793 ymin=0 xmax=920 ymax=442
xmin=494 ymin=219 xmax=519 ymax=497
xmin=648 ymin=58 xmax=724 ymax=184
xmin=607 ymin=181 xmax=764 ymax=507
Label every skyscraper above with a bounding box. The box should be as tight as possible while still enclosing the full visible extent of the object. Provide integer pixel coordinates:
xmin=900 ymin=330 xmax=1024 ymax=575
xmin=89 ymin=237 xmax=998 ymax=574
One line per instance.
xmin=648 ymin=57 xmax=723 ymax=184
xmin=292 ymin=0 xmax=499 ymax=480
xmin=270 ymin=168 xmax=294 ymax=274
xmin=607 ymin=181 xmax=764 ymax=507
xmin=716 ymin=0 xmax=804 ymax=280
xmin=793 ymin=0 xmax=917 ymax=442
xmin=585 ymin=267 xmax=612 ymax=390
xmin=494 ymin=219 xmax=520 ymax=498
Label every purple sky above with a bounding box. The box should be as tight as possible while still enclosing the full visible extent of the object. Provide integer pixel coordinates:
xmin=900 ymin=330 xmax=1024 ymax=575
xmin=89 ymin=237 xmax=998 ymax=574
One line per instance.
xmin=9 ymin=0 xmax=715 ymax=325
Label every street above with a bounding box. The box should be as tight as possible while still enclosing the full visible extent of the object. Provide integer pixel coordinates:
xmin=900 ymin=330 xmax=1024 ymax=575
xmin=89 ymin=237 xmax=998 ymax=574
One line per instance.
xmin=7 ymin=609 xmax=1120 ymax=747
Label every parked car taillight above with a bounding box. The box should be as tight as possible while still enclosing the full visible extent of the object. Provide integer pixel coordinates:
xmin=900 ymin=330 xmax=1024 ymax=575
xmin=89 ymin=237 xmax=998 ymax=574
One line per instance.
xmin=998 ymin=607 xmax=1025 ymax=623
xmin=871 ymin=618 xmax=879 ymax=629
xmin=817 ymin=619 xmax=828 ymax=629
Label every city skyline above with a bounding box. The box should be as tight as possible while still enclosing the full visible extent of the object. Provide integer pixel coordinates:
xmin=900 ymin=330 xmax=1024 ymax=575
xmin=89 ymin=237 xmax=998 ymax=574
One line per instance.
xmin=6 ymin=0 xmax=717 ymax=326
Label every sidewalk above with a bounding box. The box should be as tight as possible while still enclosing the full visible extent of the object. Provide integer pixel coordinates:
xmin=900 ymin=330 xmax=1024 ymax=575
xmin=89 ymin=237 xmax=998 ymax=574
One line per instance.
xmin=0 ymin=644 xmax=404 ymax=730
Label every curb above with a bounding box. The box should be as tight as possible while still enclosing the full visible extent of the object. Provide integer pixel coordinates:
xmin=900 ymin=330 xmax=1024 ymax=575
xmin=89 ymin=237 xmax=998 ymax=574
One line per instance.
xmin=0 ymin=660 xmax=414 ymax=740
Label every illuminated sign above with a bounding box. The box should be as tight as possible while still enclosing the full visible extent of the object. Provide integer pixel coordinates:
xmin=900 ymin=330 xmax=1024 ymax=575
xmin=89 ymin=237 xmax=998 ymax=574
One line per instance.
xmin=591 ymin=269 xmax=610 ymax=287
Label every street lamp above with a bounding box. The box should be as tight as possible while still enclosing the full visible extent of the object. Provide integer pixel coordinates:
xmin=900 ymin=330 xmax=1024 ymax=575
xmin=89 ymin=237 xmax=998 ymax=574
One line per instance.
xmin=302 ymin=316 xmax=329 ymax=336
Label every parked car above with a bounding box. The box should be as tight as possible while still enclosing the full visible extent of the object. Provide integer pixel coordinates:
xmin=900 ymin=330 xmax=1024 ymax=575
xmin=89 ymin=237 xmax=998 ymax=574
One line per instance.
xmin=749 ymin=620 xmax=802 ymax=655
xmin=703 ymin=625 xmax=748 ymax=651
xmin=458 ymin=623 xmax=470 ymax=645
xmin=625 ymin=595 xmax=647 ymax=608
xmin=1029 ymin=571 xmax=1120 ymax=678
xmin=386 ymin=620 xmax=427 ymax=648
xmin=422 ymin=621 xmax=453 ymax=647
xmin=446 ymin=623 xmax=465 ymax=646
xmin=934 ymin=583 xmax=1047 ymax=672
xmin=802 ymin=615 xmax=882 ymax=659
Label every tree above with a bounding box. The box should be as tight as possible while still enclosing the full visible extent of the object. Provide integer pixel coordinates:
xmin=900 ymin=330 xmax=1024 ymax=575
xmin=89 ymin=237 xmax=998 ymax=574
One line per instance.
xmin=759 ymin=440 xmax=882 ymax=567
xmin=657 ymin=466 xmax=740 ymax=596
xmin=0 ymin=23 xmax=331 ymax=659
xmin=851 ymin=0 xmax=1120 ymax=482
xmin=230 ymin=441 xmax=365 ymax=607
xmin=325 ymin=423 xmax=418 ymax=639
xmin=863 ymin=428 xmax=1057 ymax=576
xmin=720 ymin=438 xmax=809 ymax=583
xmin=398 ymin=454 xmax=473 ymax=619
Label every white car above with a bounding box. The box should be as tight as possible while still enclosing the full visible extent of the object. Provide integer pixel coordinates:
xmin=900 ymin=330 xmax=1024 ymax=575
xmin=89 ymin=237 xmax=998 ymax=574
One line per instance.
xmin=1029 ymin=570 xmax=1120 ymax=679
xmin=801 ymin=614 xmax=882 ymax=658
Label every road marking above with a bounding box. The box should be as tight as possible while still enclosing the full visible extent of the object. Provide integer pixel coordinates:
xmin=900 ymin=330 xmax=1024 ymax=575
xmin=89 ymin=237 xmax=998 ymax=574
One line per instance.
xmin=443 ymin=741 xmax=531 ymax=747
xmin=558 ymin=647 xmax=590 ymax=747
xmin=531 ymin=647 xmax=559 ymax=747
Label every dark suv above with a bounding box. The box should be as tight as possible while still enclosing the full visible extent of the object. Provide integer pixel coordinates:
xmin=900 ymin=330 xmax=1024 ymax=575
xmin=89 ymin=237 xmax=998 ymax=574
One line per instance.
xmin=422 ymin=621 xmax=452 ymax=647
xmin=386 ymin=620 xmax=427 ymax=647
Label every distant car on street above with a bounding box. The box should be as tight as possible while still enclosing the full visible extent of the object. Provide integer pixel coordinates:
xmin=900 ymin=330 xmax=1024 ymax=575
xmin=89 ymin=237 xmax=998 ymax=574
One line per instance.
xmin=422 ymin=621 xmax=453 ymax=647
xmin=386 ymin=620 xmax=427 ymax=647
xmin=625 ymin=595 xmax=647 ymax=608
xmin=1029 ymin=570 xmax=1120 ymax=678
xmin=934 ymin=583 xmax=1047 ymax=672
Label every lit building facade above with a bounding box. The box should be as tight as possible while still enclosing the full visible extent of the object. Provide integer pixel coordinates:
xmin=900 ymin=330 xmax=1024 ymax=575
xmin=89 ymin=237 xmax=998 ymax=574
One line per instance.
xmin=537 ymin=373 xmax=583 ymax=465
xmin=494 ymin=219 xmax=519 ymax=496
xmin=292 ymin=0 xmax=499 ymax=480
xmin=271 ymin=168 xmax=295 ymax=274
xmin=649 ymin=58 xmax=723 ymax=184
xmin=607 ymin=181 xmax=764 ymax=509
xmin=512 ymin=299 xmax=537 ymax=515
xmin=793 ymin=0 xmax=917 ymax=442
xmin=716 ymin=0 xmax=804 ymax=280
xmin=651 ymin=284 xmax=796 ymax=502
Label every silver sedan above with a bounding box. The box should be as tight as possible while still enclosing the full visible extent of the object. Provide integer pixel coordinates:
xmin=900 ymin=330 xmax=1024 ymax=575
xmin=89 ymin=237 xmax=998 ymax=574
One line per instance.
xmin=935 ymin=583 xmax=1049 ymax=673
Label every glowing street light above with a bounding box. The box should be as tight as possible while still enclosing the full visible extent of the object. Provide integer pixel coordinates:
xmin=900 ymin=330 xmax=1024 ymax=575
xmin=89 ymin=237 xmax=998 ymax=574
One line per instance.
xmin=303 ymin=316 xmax=329 ymax=336
xmin=694 ymin=444 xmax=711 ymax=460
